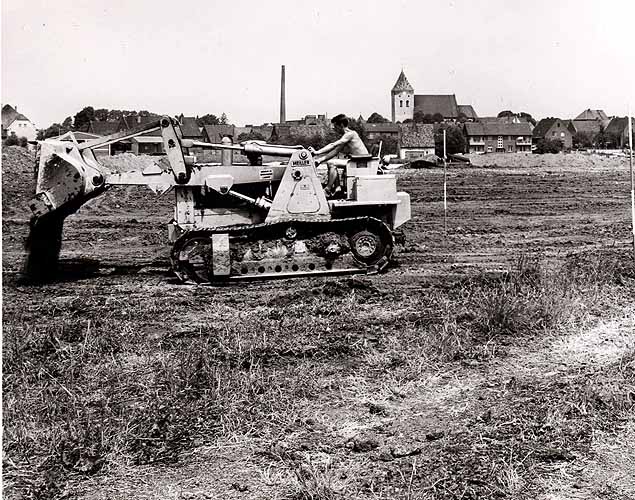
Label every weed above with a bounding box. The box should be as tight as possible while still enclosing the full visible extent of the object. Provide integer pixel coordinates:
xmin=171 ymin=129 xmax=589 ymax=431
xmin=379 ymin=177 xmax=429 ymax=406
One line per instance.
xmin=290 ymin=458 xmax=345 ymax=500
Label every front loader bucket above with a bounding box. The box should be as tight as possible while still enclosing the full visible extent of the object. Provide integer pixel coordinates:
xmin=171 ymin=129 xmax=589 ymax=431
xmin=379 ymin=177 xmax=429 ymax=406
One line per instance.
xmin=22 ymin=140 xmax=107 ymax=283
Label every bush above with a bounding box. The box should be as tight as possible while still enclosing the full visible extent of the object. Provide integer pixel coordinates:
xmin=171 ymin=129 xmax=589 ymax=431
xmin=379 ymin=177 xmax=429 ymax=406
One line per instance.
xmin=4 ymin=133 xmax=19 ymax=146
xmin=534 ymin=138 xmax=563 ymax=154
xmin=19 ymin=136 xmax=28 ymax=148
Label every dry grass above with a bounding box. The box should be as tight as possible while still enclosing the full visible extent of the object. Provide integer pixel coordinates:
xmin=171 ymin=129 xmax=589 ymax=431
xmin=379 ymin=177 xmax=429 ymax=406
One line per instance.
xmin=3 ymin=249 xmax=635 ymax=499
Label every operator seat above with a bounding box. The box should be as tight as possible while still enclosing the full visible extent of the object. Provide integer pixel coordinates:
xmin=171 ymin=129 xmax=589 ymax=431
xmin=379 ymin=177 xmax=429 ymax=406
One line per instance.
xmin=344 ymin=154 xmax=380 ymax=199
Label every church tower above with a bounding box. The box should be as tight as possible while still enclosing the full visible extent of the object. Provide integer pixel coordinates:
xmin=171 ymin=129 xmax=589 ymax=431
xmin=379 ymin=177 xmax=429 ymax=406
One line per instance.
xmin=391 ymin=70 xmax=414 ymax=123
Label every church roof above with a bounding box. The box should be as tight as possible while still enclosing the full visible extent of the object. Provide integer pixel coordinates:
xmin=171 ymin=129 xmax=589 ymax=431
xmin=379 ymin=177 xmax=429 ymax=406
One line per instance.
xmin=392 ymin=70 xmax=414 ymax=93
xmin=413 ymin=95 xmax=459 ymax=118
xmin=457 ymin=104 xmax=478 ymax=119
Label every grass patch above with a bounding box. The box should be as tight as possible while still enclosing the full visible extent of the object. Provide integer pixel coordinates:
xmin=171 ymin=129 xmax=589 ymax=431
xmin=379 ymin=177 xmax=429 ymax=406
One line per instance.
xmin=3 ymin=249 xmax=633 ymax=497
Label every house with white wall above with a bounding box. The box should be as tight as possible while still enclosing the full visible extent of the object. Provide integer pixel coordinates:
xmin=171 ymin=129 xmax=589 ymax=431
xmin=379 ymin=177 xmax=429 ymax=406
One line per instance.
xmin=2 ymin=104 xmax=37 ymax=141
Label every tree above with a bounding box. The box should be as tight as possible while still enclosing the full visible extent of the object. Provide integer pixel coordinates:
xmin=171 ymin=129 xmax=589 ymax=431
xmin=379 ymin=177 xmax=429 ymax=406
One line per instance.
xmin=219 ymin=113 xmax=228 ymax=125
xmin=62 ymin=116 xmax=73 ymax=129
xmin=107 ymin=109 xmax=125 ymax=121
xmin=573 ymin=131 xmax=594 ymax=149
xmin=237 ymin=130 xmax=265 ymax=142
xmin=534 ymin=138 xmax=563 ymax=154
xmin=402 ymin=118 xmax=413 ymax=124
xmin=595 ymin=125 xmax=608 ymax=149
xmin=94 ymin=108 xmax=109 ymax=121
xmin=197 ymin=114 xmax=220 ymax=127
xmin=519 ymin=112 xmax=536 ymax=126
xmin=73 ymin=106 xmax=95 ymax=131
xmin=432 ymin=113 xmax=444 ymax=123
xmin=497 ymin=110 xmax=515 ymax=118
xmin=19 ymin=136 xmax=28 ymax=147
xmin=366 ymin=112 xmax=389 ymax=124
xmin=434 ymin=124 xmax=466 ymax=156
xmin=36 ymin=123 xmax=71 ymax=140
xmin=375 ymin=135 xmax=398 ymax=156
xmin=348 ymin=117 xmax=367 ymax=144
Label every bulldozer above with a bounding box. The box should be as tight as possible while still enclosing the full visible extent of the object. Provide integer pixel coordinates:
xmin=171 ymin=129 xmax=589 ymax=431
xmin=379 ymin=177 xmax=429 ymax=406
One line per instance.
xmin=25 ymin=116 xmax=410 ymax=284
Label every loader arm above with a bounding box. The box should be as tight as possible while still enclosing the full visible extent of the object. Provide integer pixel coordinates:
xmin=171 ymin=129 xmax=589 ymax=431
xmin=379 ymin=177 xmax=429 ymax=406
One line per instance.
xmin=24 ymin=117 xmax=309 ymax=282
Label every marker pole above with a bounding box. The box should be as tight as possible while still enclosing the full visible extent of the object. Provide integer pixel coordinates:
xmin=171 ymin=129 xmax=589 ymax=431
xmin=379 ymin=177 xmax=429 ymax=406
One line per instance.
xmin=443 ymin=130 xmax=447 ymax=235
xmin=629 ymin=106 xmax=634 ymax=255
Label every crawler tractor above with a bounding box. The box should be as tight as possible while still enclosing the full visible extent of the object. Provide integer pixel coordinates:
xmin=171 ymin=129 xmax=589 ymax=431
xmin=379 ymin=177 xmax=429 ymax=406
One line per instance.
xmin=26 ymin=116 xmax=410 ymax=284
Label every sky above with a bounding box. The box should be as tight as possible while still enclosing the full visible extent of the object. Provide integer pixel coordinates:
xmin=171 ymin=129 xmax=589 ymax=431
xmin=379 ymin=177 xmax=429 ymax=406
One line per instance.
xmin=2 ymin=0 xmax=634 ymax=128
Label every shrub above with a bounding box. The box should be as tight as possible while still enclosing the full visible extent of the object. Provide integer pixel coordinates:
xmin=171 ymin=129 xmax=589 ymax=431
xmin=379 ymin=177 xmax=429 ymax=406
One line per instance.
xmin=534 ymin=138 xmax=563 ymax=154
xmin=4 ymin=132 xmax=19 ymax=146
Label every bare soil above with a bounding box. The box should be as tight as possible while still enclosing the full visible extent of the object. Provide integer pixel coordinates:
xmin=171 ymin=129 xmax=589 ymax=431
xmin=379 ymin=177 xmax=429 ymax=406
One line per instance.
xmin=2 ymin=147 xmax=634 ymax=499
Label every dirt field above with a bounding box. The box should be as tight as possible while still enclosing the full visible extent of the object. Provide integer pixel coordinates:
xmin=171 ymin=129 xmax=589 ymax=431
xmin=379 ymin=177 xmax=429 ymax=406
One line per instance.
xmin=3 ymin=147 xmax=635 ymax=499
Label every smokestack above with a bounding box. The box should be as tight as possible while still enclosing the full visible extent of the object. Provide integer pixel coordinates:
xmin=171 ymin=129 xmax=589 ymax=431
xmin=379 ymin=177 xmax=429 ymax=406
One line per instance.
xmin=280 ymin=65 xmax=286 ymax=124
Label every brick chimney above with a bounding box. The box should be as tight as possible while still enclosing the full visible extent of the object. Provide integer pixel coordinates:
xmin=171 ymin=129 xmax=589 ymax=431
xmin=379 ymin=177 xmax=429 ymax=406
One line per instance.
xmin=280 ymin=65 xmax=286 ymax=124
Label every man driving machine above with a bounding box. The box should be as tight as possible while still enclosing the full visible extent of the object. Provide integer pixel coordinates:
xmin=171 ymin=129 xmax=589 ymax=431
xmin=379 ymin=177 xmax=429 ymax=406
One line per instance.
xmin=309 ymin=114 xmax=369 ymax=197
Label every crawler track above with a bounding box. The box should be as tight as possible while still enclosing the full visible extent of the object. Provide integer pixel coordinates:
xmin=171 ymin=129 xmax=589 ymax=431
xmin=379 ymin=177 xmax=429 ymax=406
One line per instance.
xmin=170 ymin=217 xmax=394 ymax=284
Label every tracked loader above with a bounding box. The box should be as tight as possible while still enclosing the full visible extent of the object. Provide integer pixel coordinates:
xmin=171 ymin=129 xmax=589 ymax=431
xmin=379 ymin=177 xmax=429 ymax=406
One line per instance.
xmin=25 ymin=116 xmax=410 ymax=284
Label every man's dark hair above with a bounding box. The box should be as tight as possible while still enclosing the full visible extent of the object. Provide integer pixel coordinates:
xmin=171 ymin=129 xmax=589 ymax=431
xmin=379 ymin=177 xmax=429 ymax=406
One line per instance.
xmin=331 ymin=114 xmax=349 ymax=127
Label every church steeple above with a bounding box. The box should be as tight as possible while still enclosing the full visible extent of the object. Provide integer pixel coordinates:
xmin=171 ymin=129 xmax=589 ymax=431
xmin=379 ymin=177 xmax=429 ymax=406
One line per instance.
xmin=391 ymin=70 xmax=414 ymax=123
xmin=392 ymin=70 xmax=414 ymax=94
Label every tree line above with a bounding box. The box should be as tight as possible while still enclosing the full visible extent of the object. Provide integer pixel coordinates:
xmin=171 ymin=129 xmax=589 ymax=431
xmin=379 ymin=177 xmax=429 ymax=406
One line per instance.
xmin=35 ymin=107 xmax=230 ymax=140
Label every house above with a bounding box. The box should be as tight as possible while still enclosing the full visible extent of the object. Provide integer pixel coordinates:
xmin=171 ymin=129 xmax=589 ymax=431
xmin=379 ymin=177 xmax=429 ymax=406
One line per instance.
xmin=50 ymin=130 xmax=111 ymax=156
xmin=569 ymin=119 xmax=603 ymax=141
xmin=282 ymin=114 xmax=328 ymax=126
xmin=575 ymin=109 xmax=609 ymax=122
xmin=478 ymin=115 xmax=533 ymax=125
xmin=2 ymin=104 xmax=37 ymax=141
xmin=118 ymin=115 xmax=164 ymax=155
xmin=390 ymin=70 xmax=477 ymax=123
xmin=399 ymin=124 xmax=435 ymax=160
xmin=178 ymin=116 xmax=203 ymax=140
xmin=203 ymin=124 xmax=236 ymax=143
xmin=365 ymin=123 xmax=400 ymax=141
xmin=465 ymin=122 xmax=533 ymax=153
xmin=605 ymin=117 xmax=635 ymax=148
xmin=532 ymin=118 xmax=574 ymax=149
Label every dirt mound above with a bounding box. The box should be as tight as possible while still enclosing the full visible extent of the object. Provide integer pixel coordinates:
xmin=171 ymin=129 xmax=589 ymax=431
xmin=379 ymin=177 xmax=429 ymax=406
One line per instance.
xmin=99 ymin=153 xmax=170 ymax=173
xmin=468 ymin=152 xmax=628 ymax=170
xmin=2 ymin=146 xmax=36 ymax=217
